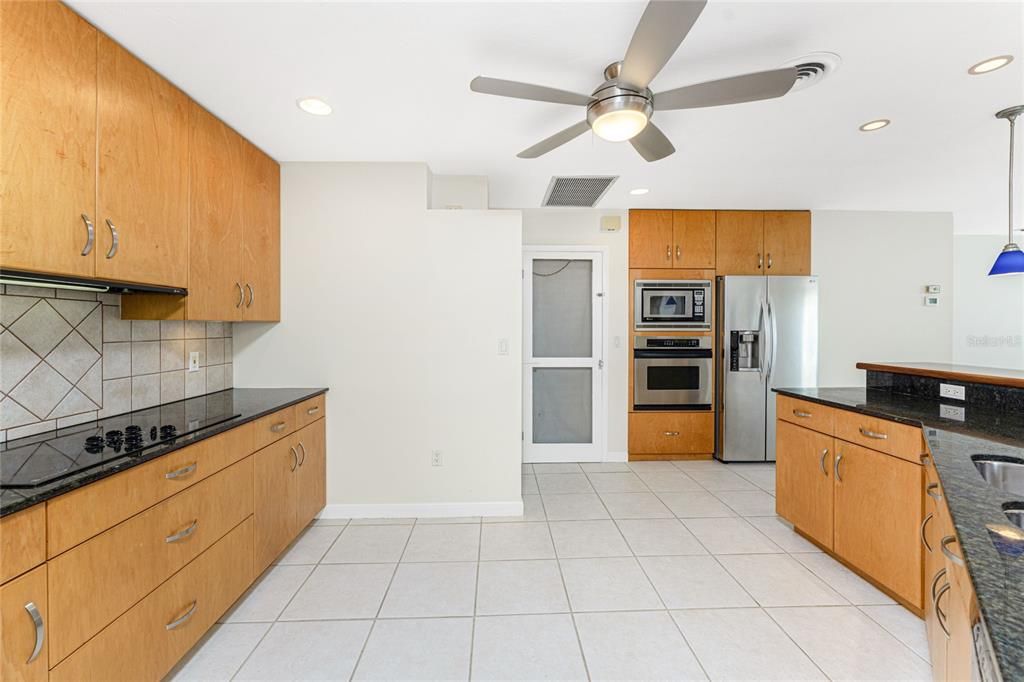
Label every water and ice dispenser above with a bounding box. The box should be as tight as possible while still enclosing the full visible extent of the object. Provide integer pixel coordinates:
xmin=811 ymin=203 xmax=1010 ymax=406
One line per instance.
xmin=729 ymin=330 xmax=761 ymax=371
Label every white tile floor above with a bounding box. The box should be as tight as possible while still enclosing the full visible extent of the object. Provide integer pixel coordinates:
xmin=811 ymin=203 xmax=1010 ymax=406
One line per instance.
xmin=169 ymin=460 xmax=932 ymax=681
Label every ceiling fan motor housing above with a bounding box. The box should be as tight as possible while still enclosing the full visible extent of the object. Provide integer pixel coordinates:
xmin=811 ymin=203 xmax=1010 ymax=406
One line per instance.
xmin=586 ymin=81 xmax=655 ymax=130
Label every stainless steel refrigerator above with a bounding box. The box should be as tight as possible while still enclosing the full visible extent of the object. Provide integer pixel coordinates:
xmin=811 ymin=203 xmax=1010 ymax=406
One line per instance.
xmin=715 ymin=276 xmax=819 ymax=462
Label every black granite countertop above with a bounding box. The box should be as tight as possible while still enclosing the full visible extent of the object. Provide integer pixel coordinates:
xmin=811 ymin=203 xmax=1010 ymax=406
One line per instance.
xmin=774 ymin=386 xmax=1024 ymax=681
xmin=0 ymin=388 xmax=327 ymax=518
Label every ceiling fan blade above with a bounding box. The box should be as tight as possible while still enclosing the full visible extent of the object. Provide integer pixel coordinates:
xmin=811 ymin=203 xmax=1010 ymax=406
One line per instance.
xmin=618 ymin=0 xmax=707 ymax=89
xmin=630 ymin=122 xmax=675 ymax=162
xmin=654 ymin=67 xmax=799 ymax=110
xmin=517 ymin=121 xmax=591 ymax=159
xmin=470 ymin=77 xmax=593 ymax=106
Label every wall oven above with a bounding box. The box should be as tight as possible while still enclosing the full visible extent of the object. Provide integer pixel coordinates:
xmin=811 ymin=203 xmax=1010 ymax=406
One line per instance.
xmin=633 ymin=336 xmax=713 ymax=410
xmin=634 ymin=279 xmax=712 ymax=330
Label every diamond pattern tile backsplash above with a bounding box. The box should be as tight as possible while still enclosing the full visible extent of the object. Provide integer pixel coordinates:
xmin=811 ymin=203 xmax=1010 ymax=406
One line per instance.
xmin=0 ymin=285 xmax=234 ymax=442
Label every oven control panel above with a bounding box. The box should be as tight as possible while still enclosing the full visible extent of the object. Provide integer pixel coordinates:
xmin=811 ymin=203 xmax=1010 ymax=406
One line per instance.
xmin=634 ymin=336 xmax=712 ymax=350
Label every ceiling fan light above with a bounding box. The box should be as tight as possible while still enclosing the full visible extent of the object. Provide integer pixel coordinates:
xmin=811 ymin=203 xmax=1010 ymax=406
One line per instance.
xmin=592 ymin=110 xmax=649 ymax=142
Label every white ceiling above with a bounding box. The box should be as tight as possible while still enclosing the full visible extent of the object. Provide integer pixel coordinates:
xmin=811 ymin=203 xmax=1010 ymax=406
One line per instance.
xmin=70 ymin=1 xmax=1023 ymax=232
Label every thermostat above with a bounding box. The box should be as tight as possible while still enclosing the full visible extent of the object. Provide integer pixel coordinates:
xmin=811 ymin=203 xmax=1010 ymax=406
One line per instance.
xmin=924 ymin=295 xmax=940 ymax=307
xmin=925 ymin=284 xmax=941 ymax=294
xmin=600 ymin=215 xmax=622 ymax=232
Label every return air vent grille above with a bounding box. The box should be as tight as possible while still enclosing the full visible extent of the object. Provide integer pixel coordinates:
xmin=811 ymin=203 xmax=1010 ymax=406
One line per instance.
xmin=542 ymin=176 xmax=617 ymax=207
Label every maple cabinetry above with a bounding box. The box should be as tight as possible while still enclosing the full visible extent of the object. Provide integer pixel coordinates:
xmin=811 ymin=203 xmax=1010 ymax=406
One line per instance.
xmin=0 ymin=566 xmax=48 ymax=682
xmin=716 ymin=210 xmax=810 ymax=275
xmin=629 ymin=210 xmax=716 ymax=269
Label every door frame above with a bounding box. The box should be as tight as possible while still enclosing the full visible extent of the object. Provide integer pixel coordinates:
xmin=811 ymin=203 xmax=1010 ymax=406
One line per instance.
xmin=522 ymin=245 xmax=609 ymax=463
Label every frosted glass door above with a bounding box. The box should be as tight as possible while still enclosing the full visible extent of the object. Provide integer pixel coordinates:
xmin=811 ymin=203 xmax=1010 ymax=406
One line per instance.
xmin=523 ymin=250 xmax=604 ymax=463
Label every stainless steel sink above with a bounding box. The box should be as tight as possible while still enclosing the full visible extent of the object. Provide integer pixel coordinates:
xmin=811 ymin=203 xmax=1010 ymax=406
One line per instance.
xmin=973 ymin=456 xmax=1024 ymax=497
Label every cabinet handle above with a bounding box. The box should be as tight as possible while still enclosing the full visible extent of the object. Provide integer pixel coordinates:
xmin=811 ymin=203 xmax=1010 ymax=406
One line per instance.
xmin=271 ymin=422 xmax=287 ymax=433
xmin=941 ymin=535 xmax=965 ymax=566
xmin=24 ymin=602 xmax=44 ymax=664
xmin=926 ymin=483 xmax=942 ymax=501
xmin=757 ymin=252 xmax=763 ymax=269
xmin=165 ymin=601 xmax=197 ymax=631
xmin=767 ymin=253 xmax=773 ymax=269
xmin=665 ymin=245 xmax=671 ymax=261
xmin=245 ymin=283 xmax=254 ymax=308
xmin=792 ymin=409 xmax=812 ymax=418
xmin=165 ymin=462 xmax=197 ymax=480
xmin=920 ymin=513 xmax=934 ymax=552
xmin=834 ymin=451 xmax=843 ymax=482
xmin=934 ymin=583 xmax=952 ymax=639
xmin=307 ymin=406 xmax=320 ymax=416
xmin=298 ymin=442 xmax=307 ymax=466
xmin=663 ymin=431 xmax=680 ymax=437
xmin=920 ymin=454 xmax=932 ymax=467
xmin=858 ymin=427 xmax=888 ymax=440
xmin=931 ymin=567 xmax=947 ymax=601
xmin=104 ymin=219 xmax=119 ymax=258
xmin=675 ymin=245 xmax=681 ymax=259
xmin=80 ymin=214 xmax=95 ymax=256
xmin=289 ymin=446 xmax=299 ymax=472
xmin=235 ymin=282 xmax=244 ymax=308
xmin=165 ymin=520 xmax=198 ymax=544
xmin=819 ymin=448 xmax=829 ymax=475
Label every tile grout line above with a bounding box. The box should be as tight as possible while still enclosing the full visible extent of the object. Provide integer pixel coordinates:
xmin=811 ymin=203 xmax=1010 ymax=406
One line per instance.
xmin=467 ymin=515 xmax=484 ymax=680
xmin=547 ymin=517 xmax=592 ymax=682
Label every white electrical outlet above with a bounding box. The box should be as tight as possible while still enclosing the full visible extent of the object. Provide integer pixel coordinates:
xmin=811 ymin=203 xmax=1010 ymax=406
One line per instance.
xmin=939 ymin=383 xmax=966 ymax=401
xmin=431 ymin=450 xmax=443 ymax=466
xmin=940 ymin=404 xmax=966 ymax=421
xmin=498 ymin=338 xmax=509 ymax=356
xmin=188 ymin=351 xmax=200 ymax=372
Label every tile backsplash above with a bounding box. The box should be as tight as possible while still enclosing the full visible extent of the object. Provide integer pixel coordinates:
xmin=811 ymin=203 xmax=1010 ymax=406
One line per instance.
xmin=0 ymin=285 xmax=233 ymax=441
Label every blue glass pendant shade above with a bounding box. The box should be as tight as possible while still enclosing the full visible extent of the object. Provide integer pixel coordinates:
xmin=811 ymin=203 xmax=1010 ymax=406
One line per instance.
xmin=988 ymin=244 xmax=1024 ymax=276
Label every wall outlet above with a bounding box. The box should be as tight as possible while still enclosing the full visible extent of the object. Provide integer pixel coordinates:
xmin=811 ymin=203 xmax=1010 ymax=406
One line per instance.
xmin=498 ymin=338 xmax=509 ymax=356
xmin=940 ymin=404 xmax=966 ymax=421
xmin=431 ymin=450 xmax=443 ymax=466
xmin=939 ymin=383 xmax=966 ymax=401
xmin=188 ymin=351 xmax=200 ymax=372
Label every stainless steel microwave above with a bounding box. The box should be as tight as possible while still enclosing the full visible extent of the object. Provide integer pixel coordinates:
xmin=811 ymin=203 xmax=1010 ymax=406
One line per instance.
xmin=634 ymin=279 xmax=712 ymax=330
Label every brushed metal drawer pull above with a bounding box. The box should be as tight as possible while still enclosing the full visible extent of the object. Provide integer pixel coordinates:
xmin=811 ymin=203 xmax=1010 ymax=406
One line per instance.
xmin=306 ymin=405 xmax=320 ymax=416
xmin=165 ymin=520 xmax=198 ymax=544
xmin=104 ymin=219 xmax=119 ymax=258
xmin=926 ymin=483 xmax=942 ymax=501
xmin=270 ymin=422 xmax=287 ymax=433
xmin=165 ymin=601 xmax=197 ymax=631
xmin=819 ymin=448 xmax=829 ymax=475
xmin=934 ymin=583 xmax=952 ymax=638
xmin=941 ymin=535 xmax=965 ymax=566
xmin=665 ymin=245 xmax=671 ymax=261
xmin=245 ymin=283 xmax=254 ymax=308
xmin=834 ymin=451 xmax=843 ymax=482
xmin=298 ymin=442 xmax=307 ymax=466
xmin=235 ymin=282 xmax=244 ymax=308
xmin=24 ymin=602 xmax=44 ymax=664
xmin=858 ymin=427 xmax=888 ymax=440
xmin=920 ymin=513 xmax=934 ymax=552
xmin=767 ymin=253 xmax=773 ymax=269
xmin=930 ymin=568 xmax=947 ymax=600
xmin=80 ymin=214 xmax=95 ymax=256
xmin=165 ymin=463 xmax=197 ymax=480
xmin=663 ymin=431 xmax=680 ymax=437
xmin=792 ymin=409 xmax=813 ymax=418
xmin=289 ymin=446 xmax=299 ymax=472
xmin=675 ymin=245 xmax=681 ymax=259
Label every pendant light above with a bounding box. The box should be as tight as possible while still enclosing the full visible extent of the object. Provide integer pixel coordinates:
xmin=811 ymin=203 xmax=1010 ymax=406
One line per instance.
xmin=989 ymin=105 xmax=1024 ymax=276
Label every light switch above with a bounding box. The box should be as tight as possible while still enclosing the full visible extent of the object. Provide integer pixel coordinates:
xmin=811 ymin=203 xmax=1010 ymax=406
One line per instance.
xmin=498 ymin=338 xmax=509 ymax=355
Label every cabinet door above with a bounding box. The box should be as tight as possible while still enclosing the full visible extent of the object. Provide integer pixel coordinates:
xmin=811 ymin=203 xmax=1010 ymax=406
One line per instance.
xmin=296 ymin=419 xmax=327 ymax=528
xmin=628 ymin=412 xmax=714 ymax=455
xmin=1 ymin=0 xmax=96 ymax=277
xmin=672 ymin=210 xmax=716 ymax=268
xmin=95 ymin=35 xmax=189 ymax=287
xmin=715 ymin=211 xmax=764 ymax=275
xmin=775 ymin=421 xmax=833 ymax=549
xmin=188 ymin=102 xmax=245 ymax=321
xmin=254 ymin=435 xmax=300 ymax=573
xmin=241 ymin=142 xmax=281 ymax=321
xmin=764 ymin=211 xmax=811 ymax=275
xmin=943 ymin=582 xmax=977 ymax=682
xmin=628 ymin=210 xmax=674 ymax=268
xmin=922 ymin=475 xmax=947 ymax=681
xmin=834 ymin=441 xmax=923 ymax=608
xmin=0 ymin=565 xmax=48 ymax=682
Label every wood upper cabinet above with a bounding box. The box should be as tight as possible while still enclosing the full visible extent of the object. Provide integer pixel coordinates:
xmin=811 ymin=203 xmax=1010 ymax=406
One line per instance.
xmin=188 ymin=102 xmax=246 ymax=320
xmin=764 ymin=211 xmax=811 ymax=275
xmin=629 ymin=210 xmax=674 ymax=268
xmin=833 ymin=441 xmax=923 ymax=608
xmin=0 ymin=565 xmax=48 ymax=682
xmin=672 ymin=210 xmax=716 ymax=268
xmin=296 ymin=419 xmax=327 ymax=528
xmin=775 ymin=420 xmax=834 ymax=549
xmin=254 ymin=433 xmax=300 ymax=573
xmin=0 ymin=0 xmax=97 ymax=278
xmin=241 ymin=143 xmax=281 ymax=321
xmin=715 ymin=211 xmax=764 ymax=275
xmin=95 ymin=34 xmax=189 ymax=287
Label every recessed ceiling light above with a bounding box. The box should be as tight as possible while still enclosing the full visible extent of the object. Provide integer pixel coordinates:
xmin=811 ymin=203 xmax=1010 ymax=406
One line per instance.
xmin=968 ymin=55 xmax=1014 ymax=75
xmin=629 ymin=188 xmax=650 ymax=196
xmin=296 ymin=97 xmax=332 ymax=116
xmin=859 ymin=119 xmax=890 ymax=132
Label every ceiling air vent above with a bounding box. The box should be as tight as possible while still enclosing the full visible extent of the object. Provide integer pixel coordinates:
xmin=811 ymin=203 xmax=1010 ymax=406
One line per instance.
xmin=542 ymin=176 xmax=618 ymax=207
xmin=783 ymin=52 xmax=841 ymax=92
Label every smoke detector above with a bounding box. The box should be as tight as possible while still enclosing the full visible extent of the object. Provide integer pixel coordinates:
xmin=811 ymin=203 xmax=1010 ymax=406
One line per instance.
xmin=782 ymin=52 xmax=842 ymax=92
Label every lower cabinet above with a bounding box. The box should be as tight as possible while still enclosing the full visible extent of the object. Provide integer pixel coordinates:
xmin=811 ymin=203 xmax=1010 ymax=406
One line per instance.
xmin=628 ymin=412 xmax=714 ymax=457
xmin=0 ymin=565 xmax=48 ymax=682
xmin=297 ymin=419 xmax=327 ymax=529
xmin=775 ymin=420 xmax=834 ymax=549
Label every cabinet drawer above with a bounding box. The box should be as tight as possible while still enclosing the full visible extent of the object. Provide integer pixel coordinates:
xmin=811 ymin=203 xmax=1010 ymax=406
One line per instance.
xmin=51 ymin=517 xmax=253 ymax=682
xmin=0 ymin=505 xmax=46 ymax=584
xmin=295 ymin=394 xmax=326 ymax=429
xmin=0 ymin=565 xmax=48 ymax=682
xmin=47 ymin=457 xmax=253 ymax=665
xmin=252 ymin=406 xmax=296 ymax=451
xmin=777 ymin=395 xmax=835 ymax=435
xmin=835 ymin=409 xmax=924 ymax=462
xmin=629 ymin=412 xmax=714 ymax=455
xmin=47 ymin=423 xmax=255 ymax=557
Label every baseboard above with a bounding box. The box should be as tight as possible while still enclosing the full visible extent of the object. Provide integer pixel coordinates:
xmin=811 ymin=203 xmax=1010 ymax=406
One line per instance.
xmin=319 ymin=499 xmax=524 ymax=519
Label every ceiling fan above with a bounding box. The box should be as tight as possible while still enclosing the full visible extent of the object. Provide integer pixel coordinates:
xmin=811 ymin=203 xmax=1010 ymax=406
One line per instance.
xmin=469 ymin=0 xmax=799 ymax=162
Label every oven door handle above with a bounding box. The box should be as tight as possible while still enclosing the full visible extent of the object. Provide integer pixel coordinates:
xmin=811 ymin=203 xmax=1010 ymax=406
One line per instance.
xmin=633 ymin=350 xmax=713 ymax=359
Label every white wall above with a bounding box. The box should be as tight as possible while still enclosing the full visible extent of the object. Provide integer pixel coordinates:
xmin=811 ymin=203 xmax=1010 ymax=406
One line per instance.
xmin=522 ymin=209 xmax=628 ymax=458
xmin=233 ymin=162 xmax=523 ymax=516
xmin=952 ymin=234 xmax=1024 ymax=369
xmin=430 ymin=174 xmax=489 ymax=210
xmin=812 ymin=211 xmax=955 ymax=386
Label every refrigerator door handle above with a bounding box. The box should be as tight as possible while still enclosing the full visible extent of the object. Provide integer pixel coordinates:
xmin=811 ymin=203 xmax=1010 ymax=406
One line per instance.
xmin=757 ymin=298 xmax=768 ymax=382
xmin=766 ymin=300 xmax=778 ymax=384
